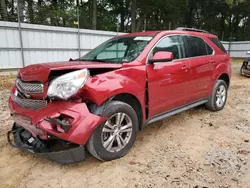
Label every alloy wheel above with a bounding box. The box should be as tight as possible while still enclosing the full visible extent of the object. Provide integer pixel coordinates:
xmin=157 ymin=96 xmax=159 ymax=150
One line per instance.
xmin=216 ymin=85 xmax=226 ymax=108
xmin=101 ymin=113 xmax=133 ymax=153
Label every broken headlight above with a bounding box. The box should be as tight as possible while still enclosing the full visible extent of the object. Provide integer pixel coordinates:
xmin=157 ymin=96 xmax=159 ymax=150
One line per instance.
xmin=47 ymin=69 xmax=89 ymax=100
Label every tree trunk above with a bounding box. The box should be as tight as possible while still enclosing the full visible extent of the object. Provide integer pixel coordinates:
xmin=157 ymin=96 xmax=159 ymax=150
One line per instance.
xmin=11 ymin=0 xmax=14 ymax=16
xmin=51 ymin=0 xmax=58 ymax=26
xmin=0 ymin=0 xmax=8 ymax=20
xmin=27 ymin=0 xmax=34 ymax=23
xmin=92 ymin=0 xmax=97 ymax=30
xmin=131 ymin=0 xmax=136 ymax=32
xmin=120 ymin=0 xmax=125 ymax=32
xmin=228 ymin=13 xmax=232 ymax=40
xmin=37 ymin=0 xmax=43 ymax=24
xmin=220 ymin=14 xmax=225 ymax=40
xmin=135 ymin=12 xmax=145 ymax=31
xmin=88 ymin=0 xmax=92 ymax=28
xmin=186 ymin=0 xmax=194 ymax=27
xmin=18 ymin=0 xmax=24 ymax=23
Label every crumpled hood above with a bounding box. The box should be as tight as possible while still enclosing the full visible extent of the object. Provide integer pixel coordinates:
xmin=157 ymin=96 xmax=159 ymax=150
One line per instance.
xmin=19 ymin=61 xmax=123 ymax=82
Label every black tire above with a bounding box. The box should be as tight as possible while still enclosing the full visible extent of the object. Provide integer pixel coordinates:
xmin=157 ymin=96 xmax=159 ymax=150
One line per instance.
xmin=205 ymin=80 xmax=228 ymax=112
xmin=86 ymin=101 xmax=138 ymax=161
xmin=240 ymin=65 xmax=245 ymax=76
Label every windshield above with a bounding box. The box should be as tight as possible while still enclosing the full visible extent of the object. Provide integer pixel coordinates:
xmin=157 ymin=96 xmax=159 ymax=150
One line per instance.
xmin=80 ymin=36 xmax=153 ymax=63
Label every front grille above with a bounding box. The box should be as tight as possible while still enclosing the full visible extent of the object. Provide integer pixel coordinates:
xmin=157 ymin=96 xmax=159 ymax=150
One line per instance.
xmin=16 ymin=78 xmax=44 ymax=93
xmin=11 ymin=94 xmax=47 ymax=110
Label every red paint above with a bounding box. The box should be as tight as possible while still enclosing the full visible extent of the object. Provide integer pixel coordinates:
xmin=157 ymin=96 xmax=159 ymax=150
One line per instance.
xmin=19 ymin=62 xmax=123 ymax=82
xmin=149 ymin=51 xmax=174 ymax=62
xmin=9 ymin=97 xmax=107 ymax=145
xmin=9 ymin=30 xmax=231 ymax=145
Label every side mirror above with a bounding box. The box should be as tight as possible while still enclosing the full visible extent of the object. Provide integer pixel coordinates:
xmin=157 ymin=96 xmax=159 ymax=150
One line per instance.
xmin=149 ymin=51 xmax=174 ymax=64
xmin=247 ymin=51 xmax=250 ymax=55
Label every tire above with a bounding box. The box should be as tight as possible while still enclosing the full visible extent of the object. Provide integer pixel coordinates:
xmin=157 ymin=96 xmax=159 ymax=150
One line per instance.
xmin=240 ymin=65 xmax=245 ymax=76
xmin=86 ymin=101 xmax=138 ymax=161
xmin=205 ymin=80 xmax=228 ymax=112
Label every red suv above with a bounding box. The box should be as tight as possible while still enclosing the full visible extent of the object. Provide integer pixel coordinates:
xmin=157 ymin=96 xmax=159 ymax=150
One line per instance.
xmin=8 ymin=28 xmax=231 ymax=164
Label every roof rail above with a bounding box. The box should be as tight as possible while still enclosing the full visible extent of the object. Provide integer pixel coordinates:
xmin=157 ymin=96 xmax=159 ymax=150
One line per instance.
xmin=175 ymin=27 xmax=210 ymax=34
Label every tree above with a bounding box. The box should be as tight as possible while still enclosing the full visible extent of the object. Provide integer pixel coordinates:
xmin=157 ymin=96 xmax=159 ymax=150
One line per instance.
xmin=27 ymin=0 xmax=34 ymax=23
xmin=0 ymin=0 xmax=8 ymax=20
xmin=1 ymin=0 xmax=250 ymax=41
xmin=92 ymin=0 xmax=97 ymax=29
xmin=131 ymin=0 xmax=136 ymax=32
xmin=17 ymin=0 xmax=24 ymax=22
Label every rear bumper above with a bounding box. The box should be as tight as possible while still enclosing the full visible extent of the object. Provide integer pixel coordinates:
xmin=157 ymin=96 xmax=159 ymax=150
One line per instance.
xmin=8 ymin=124 xmax=86 ymax=164
xmin=8 ymin=96 xmax=107 ymax=145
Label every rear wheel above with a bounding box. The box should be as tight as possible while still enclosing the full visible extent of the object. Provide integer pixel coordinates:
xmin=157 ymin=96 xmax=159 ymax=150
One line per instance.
xmin=206 ymin=80 xmax=228 ymax=112
xmin=86 ymin=101 xmax=138 ymax=161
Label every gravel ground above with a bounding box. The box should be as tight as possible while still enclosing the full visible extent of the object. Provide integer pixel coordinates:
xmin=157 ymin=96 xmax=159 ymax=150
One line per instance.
xmin=0 ymin=63 xmax=249 ymax=188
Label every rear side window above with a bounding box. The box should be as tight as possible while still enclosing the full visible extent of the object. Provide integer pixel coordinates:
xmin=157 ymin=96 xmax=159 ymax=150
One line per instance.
xmin=183 ymin=36 xmax=208 ymax=57
xmin=209 ymin=38 xmax=227 ymax=53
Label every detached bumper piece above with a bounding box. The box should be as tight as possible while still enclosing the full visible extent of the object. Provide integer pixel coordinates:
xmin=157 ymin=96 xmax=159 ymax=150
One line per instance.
xmin=8 ymin=124 xmax=86 ymax=164
xmin=242 ymin=67 xmax=250 ymax=77
xmin=242 ymin=60 xmax=250 ymax=77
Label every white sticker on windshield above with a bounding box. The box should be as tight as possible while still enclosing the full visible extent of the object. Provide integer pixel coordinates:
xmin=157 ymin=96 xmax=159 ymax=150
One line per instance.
xmin=134 ymin=37 xmax=152 ymax=41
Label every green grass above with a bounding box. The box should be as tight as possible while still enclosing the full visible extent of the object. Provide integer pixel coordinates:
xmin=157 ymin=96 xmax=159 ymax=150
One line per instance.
xmin=232 ymin=58 xmax=244 ymax=64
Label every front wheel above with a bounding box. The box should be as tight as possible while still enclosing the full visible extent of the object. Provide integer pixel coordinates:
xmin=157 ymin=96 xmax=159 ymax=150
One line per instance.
xmin=205 ymin=80 xmax=228 ymax=112
xmin=86 ymin=101 xmax=138 ymax=161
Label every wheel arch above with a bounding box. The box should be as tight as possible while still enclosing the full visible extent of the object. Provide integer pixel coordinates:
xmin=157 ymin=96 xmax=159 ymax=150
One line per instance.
xmin=88 ymin=92 xmax=144 ymax=130
xmin=218 ymin=73 xmax=230 ymax=88
xmin=112 ymin=93 xmax=144 ymax=129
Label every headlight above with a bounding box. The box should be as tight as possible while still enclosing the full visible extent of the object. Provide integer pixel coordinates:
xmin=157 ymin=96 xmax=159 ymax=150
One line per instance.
xmin=47 ymin=69 xmax=89 ymax=99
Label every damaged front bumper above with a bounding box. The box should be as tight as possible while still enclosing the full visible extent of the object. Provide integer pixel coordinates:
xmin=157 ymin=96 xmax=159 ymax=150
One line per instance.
xmin=8 ymin=95 xmax=107 ymax=163
xmin=8 ymin=124 xmax=86 ymax=164
xmin=242 ymin=66 xmax=250 ymax=77
xmin=241 ymin=60 xmax=250 ymax=77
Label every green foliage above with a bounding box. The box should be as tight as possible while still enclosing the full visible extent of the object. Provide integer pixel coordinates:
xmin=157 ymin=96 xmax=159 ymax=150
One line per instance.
xmin=0 ymin=0 xmax=250 ymax=41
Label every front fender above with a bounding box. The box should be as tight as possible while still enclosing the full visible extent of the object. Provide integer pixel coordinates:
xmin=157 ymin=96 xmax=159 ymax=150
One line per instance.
xmin=79 ymin=67 xmax=146 ymax=107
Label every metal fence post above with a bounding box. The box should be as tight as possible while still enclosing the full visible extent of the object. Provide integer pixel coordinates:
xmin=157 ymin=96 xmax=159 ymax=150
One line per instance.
xmin=17 ymin=1 xmax=25 ymax=67
xmin=228 ymin=31 xmax=233 ymax=56
xmin=77 ymin=3 xmax=81 ymax=58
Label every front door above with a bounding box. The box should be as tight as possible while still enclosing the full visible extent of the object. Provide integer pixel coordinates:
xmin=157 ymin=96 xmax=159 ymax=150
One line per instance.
xmin=146 ymin=35 xmax=192 ymax=117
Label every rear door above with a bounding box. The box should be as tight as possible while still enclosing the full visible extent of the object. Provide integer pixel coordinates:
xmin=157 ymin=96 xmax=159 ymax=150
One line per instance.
xmin=146 ymin=35 xmax=193 ymax=117
xmin=182 ymin=35 xmax=214 ymax=102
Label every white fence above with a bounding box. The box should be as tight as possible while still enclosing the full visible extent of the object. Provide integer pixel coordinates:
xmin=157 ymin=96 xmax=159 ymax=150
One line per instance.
xmin=221 ymin=41 xmax=250 ymax=58
xmin=0 ymin=21 xmax=250 ymax=69
xmin=0 ymin=21 xmax=123 ymax=69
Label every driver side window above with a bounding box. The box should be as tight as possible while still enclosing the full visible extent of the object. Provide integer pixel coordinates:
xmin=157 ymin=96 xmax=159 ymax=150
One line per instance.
xmin=149 ymin=35 xmax=185 ymax=60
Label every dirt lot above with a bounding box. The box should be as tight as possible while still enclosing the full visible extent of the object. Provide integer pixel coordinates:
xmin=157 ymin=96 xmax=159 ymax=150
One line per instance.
xmin=0 ymin=63 xmax=249 ymax=188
